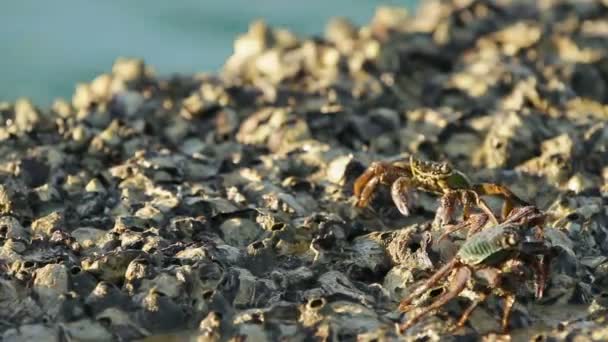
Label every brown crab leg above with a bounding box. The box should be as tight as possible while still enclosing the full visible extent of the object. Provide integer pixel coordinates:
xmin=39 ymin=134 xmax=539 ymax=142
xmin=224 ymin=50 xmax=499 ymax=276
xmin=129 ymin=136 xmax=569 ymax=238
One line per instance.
xmin=454 ymin=292 xmax=489 ymax=330
xmin=438 ymin=213 xmax=489 ymax=242
xmin=460 ymin=191 xmax=475 ymax=220
xmin=538 ymin=253 xmax=552 ymax=299
xmin=354 ymin=162 xmax=411 ymax=207
xmin=398 ymin=259 xmax=458 ymax=311
xmin=355 ymin=175 xmax=380 ymax=208
xmin=466 ymin=213 xmax=491 ymax=237
xmin=464 ymin=190 xmax=499 ymax=225
xmin=500 ymin=293 xmax=516 ymax=333
xmin=474 ymin=267 xmax=516 ymax=332
xmin=520 ymin=252 xmax=551 ymax=299
xmin=398 ymin=267 xmax=471 ymax=333
xmin=353 ymin=167 xmax=378 ymax=199
xmin=435 ymin=191 xmax=459 ymax=227
xmin=535 ymin=260 xmax=547 ymax=299
xmin=473 ymin=183 xmax=529 ymax=219
xmin=505 ymin=206 xmax=546 ymax=229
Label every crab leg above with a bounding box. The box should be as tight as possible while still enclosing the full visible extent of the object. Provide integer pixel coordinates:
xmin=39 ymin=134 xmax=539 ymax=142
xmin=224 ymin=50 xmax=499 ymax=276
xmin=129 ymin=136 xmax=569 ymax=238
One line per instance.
xmin=500 ymin=293 xmax=516 ymax=332
xmin=398 ymin=259 xmax=458 ymax=311
xmin=454 ymin=292 xmax=488 ymax=330
xmin=505 ymin=206 xmax=545 ymax=229
xmin=354 ymin=162 xmax=411 ymax=208
xmin=473 ymin=183 xmax=529 ymax=219
xmin=434 ymin=191 xmax=459 ymax=227
xmin=353 ymin=166 xmax=378 ymax=199
xmin=537 ymin=253 xmax=552 ymax=299
xmin=463 ymin=190 xmax=499 ymax=225
xmin=438 ymin=213 xmax=489 ymax=242
xmin=518 ymin=252 xmax=550 ymax=299
xmin=476 ymin=198 xmax=499 ymax=225
xmin=398 ymin=267 xmax=471 ymax=333
xmin=355 ymin=175 xmax=380 ymax=208
xmin=466 ymin=214 xmax=491 ymax=237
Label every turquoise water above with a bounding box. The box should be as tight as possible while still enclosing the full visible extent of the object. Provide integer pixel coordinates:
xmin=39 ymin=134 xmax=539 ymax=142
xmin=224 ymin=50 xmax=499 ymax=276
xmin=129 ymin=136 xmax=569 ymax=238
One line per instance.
xmin=1 ymin=1 xmax=417 ymax=106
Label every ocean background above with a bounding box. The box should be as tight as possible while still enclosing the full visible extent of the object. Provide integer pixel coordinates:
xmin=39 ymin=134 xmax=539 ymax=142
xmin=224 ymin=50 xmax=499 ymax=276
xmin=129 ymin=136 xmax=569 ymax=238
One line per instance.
xmin=1 ymin=0 xmax=418 ymax=106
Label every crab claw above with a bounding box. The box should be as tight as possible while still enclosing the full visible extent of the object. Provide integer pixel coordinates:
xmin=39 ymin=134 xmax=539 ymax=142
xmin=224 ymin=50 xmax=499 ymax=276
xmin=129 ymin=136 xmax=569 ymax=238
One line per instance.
xmin=391 ymin=177 xmax=413 ymax=216
xmin=534 ymin=254 xmax=551 ymax=300
xmin=535 ymin=280 xmax=544 ymax=299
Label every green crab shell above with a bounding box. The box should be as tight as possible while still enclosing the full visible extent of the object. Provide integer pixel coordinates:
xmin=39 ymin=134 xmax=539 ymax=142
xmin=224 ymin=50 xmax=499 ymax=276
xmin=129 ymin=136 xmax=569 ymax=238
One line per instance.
xmin=445 ymin=170 xmax=472 ymax=190
xmin=456 ymin=224 xmax=519 ymax=266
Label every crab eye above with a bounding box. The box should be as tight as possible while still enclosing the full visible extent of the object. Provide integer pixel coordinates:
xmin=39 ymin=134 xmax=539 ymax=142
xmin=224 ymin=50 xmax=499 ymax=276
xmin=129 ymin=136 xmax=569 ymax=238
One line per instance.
xmin=502 ymin=233 xmax=518 ymax=247
xmin=566 ymin=212 xmax=581 ymax=221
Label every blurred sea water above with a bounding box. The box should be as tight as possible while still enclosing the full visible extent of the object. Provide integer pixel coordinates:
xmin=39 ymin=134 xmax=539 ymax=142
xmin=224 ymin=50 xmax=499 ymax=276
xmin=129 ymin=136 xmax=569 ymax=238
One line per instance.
xmin=1 ymin=0 xmax=418 ymax=106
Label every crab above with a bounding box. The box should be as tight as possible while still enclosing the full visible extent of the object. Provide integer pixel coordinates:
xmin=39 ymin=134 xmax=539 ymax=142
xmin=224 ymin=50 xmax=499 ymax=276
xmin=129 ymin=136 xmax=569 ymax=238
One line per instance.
xmin=353 ymin=156 xmax=529 ymax=226
xmin=396 ymin=210 xmax=551 ymax=334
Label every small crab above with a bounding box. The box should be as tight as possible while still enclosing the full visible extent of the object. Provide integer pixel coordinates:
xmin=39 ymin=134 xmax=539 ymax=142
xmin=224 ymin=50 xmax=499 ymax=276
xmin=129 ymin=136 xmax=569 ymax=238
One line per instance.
xmin=396 ymin=215 xmax=550 ymax=334
xmin=353 ymin=155 xmax=528 ymax=226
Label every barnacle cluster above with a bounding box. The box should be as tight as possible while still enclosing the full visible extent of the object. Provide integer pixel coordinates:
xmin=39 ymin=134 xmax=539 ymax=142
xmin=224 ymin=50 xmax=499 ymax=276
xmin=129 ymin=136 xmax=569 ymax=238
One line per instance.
xmin=2 ymin=0 xmax=608 ymax=341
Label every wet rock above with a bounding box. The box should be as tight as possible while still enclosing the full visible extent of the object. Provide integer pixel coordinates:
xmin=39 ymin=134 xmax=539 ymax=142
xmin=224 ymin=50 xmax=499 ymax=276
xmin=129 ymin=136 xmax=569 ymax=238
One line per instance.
xmin=112 ymin=57 xmax=147 ymax=84
xmin=60 ymin=319 xmax=114 ymax=341
xmin=85 ymin=281 xmax=133 ymax=314
xmin=219 ymin=218 xmax=262 ymax=247
xmin=3 ymin=324 xmax=60 ymax=342
xmin=225 ymin=267 xmax=279 ymax=309
xmin=96 ymin=308 xmax=150 ymax=340
xmin=81 ymin=250 xmax=140 ymax=284
xmin=0 ymin=216 xmax=30 ymax=241
xmin=70 ymin=227 xmax=106 ymax=252
xmin=13 ymin=98 xmax=46 ymax=133
xmin=33 ymin=264 xmax=70 ymax=315
xmin=299 ymin=298 xmax=384 ymax=339
xmin=135 ymin=287 xmax=189 ymax=334
xmin=0 ymin=180 xmax=33 ymax=219
xmin=16 ymin=158 xmax=50 ymax=188
xmin=341 ymin=232 xmax=390 ymax=282
xmin=517 ymin=133 xmax=581 ymax=186
xmin=31 ymin=211 xmax=65 ymax=237
xmin=474 ymin=111 xmax=549 ymax=169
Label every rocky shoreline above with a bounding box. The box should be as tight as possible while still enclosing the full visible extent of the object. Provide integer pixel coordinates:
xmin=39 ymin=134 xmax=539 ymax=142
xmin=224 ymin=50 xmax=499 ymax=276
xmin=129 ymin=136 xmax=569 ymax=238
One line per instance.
xmin=1 ymin=1 xmax=608 ymax=341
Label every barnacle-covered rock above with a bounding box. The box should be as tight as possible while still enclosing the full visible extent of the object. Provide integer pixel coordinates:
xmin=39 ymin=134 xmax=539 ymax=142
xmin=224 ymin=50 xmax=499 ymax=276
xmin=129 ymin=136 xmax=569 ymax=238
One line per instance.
xmin=32 ymin=264 xmax=72 ymax=319
xmin=85 ymin=282 xmax=133 ymax=317
xmin=81 ymin=250 xmax=140 ymax=284
xmin=219 ymin=218 xmax=262 ymax=247
xmin=339 ymin=232 xmax=390 ymax=282
xmin=222 ymin=267 xmax=279 ymax=309
xmin=0 ymin=179 xmax=33 ymax=220
xmin=0 ymin=216 xmax=30 ymax=241
xmin=96 ymin=308 xmax=149 ymax=340
xmin=299 ymin=297 xmax=385 ymax=339
xmin=474 ymin=111 xmax=550 ymax=169
xmin=517 ymin=133 xmax=582 ymax=186
xmin=134 ymin=287 xmax=190 ymax=334
xmin=31 ymin=211 xmax=65 ymax=237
